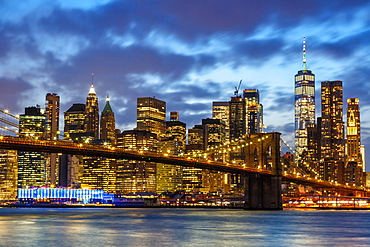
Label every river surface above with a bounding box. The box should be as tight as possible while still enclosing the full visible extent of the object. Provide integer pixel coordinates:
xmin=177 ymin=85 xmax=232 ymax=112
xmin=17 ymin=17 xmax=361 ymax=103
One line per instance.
xmin=0 ymin=207 xmax=369 ymax=247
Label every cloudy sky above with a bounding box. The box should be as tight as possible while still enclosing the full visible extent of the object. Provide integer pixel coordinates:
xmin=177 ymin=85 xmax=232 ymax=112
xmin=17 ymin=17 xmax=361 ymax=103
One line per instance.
xmin=0 ymin=0 xmax=369 ymax=169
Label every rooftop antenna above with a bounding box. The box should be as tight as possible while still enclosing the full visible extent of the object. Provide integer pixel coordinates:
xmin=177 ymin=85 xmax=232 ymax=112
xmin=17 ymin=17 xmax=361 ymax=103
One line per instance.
xmin=303 ymin=36 xmax=307 ymax=71
xmin=234 ymin=79 xmax=242 ymax=96
xmin=91 ymin=73 xmax=94 ymax=85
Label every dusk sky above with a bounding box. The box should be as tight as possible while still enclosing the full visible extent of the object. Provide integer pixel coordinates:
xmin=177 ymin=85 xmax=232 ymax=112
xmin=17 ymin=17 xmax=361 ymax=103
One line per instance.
xmin=0 ymin=0 xmax=369 ymax=169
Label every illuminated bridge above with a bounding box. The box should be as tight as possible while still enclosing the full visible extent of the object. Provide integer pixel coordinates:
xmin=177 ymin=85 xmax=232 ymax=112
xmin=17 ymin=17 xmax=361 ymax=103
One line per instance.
xmin=0 ymin=133 xmax=365 ymax=209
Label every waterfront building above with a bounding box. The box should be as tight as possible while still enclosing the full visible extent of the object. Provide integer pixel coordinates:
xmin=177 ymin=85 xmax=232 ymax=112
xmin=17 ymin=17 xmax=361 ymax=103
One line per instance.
xmin=64 ymin=103 xmax=86 ymax=142
xmin=17 ymin=106 xmax=46 ymax=188
xmin=137 ymin=97 xmax=166 ymax=137
xmin=294 ymin=37 xmax=316 ymax=159
xmin=100 ymin=96 xmax=116 ymax=145
xmin=0 ymin=149 xmax=17 ymax=200
xmin=212 ymin=101 xmax=230 ymax=141
xmin=201 ymin=118 xmax=230 ymax=194
xmin=116 ymin=130 xmax=157 ymax=194
xmin=344 ymin=98 xmax=363 ymax=186
xmin=84 ymin=84 xmax=99 ymax=140
xmin=183 ymin=125 xmax=204 ymax=192
xmin=81 ymin=156 xmax=116 ymax=194
xmin=320 ymin=80 xmax=345 ymax=183
xmin=45 ymin=93 xmax=60 ymax=186
xmin=243 ymin=89 xmax=263 ymax=134
xmin=156 ymin=115 xmax=186 ymax=193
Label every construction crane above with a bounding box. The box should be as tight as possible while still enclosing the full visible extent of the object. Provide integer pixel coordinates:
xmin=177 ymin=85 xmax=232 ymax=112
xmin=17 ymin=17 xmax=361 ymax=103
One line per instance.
xmin=234 ymin=79 xmax=242 ymax=96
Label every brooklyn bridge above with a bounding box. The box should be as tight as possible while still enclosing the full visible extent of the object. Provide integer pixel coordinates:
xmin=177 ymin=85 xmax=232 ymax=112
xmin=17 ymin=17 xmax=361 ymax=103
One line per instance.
xmin=0 ymin=132 xmax=365 ymax=209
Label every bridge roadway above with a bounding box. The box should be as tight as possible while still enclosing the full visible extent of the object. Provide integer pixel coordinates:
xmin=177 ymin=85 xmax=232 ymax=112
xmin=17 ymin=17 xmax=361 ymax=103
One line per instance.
xmin=0 ymin=135 xmax=362 ymax=193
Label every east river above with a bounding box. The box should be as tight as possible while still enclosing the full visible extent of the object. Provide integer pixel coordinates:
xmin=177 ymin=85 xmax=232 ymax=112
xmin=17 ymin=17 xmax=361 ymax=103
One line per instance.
xmin=0 ymin=208 xmax=369 ymax=247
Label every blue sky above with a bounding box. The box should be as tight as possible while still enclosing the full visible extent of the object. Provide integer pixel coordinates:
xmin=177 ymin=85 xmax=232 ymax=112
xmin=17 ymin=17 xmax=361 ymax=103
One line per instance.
xmin=0 ymin=0 xmax=370 ymax=169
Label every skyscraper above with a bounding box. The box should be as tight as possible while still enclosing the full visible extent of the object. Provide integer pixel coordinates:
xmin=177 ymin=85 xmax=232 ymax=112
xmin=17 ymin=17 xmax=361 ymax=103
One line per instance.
xmin=345 ymin=98 xmax=363 ymax=186
xmin=45 ymin=93 xmax=60 ymax=186
xmin=156 ymin=114 xmax=186 ymax=193
xmin=320 ymin=80 xmax=345 ymax=183
xmin=295 ymin=37 xmax=315 ymax=158
xmin=243 ymin=89 xmax=263 ymax=134
xmin=18 ymin=106 xmax=46 ymax=188
xmin=229 ymin=96 xmax=246 ymax=162
xmin=137 ymin=97 xmax=166 ymax=136
xmin=84 ymin=84 xmax=99 ymax=140
xmin=212 ymin=101 xmax=230 ymax=141
xmin=100 ymin=96 xmax=116 ymax=144
xmin=45 ymin=93 xmax=60 ymax=140
xmin=64 ymin=103 xmax=86 ymax=142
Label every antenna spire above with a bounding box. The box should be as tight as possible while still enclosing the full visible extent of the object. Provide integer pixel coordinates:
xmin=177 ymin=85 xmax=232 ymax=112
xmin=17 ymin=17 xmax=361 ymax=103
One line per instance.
xmin=91 ymin=73 xmax=94 ymax=85
xmin=302 ymin=36 xmax=307 ymax=70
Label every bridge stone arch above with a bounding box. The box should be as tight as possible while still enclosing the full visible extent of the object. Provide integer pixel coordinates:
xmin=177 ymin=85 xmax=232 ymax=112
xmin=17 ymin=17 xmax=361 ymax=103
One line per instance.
xmin=243 ymin=132 xmax=282 ymax=209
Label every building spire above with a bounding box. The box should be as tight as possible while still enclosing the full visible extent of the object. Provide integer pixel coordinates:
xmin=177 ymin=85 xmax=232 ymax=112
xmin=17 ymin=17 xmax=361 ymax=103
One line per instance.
xmin=303 ymin=36 xmax=307 ymax=71
xmin=88 ymin=73 xmax=97 ymax=95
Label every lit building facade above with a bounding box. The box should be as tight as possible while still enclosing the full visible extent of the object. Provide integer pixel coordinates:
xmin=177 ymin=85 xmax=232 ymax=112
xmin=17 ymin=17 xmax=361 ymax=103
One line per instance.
xmin=100 ymin=96 xmax=116 ymax=145
xmin=84 ymin=85 xmax=99 ymax=140
xmin=243 ymin=89 xmax=263 ymax=134
xmin=116 ymin=130 xmax=157 ymax=194
xmin=320 ymin=80 xmax=345 ymax=183
xmin=212 ymin=101 xmax=230 ymax=141
xmin=294 ymin=37 xmax=315 ymax=158
xmin=156 ymin=117 xmax=186 ymax=193
xmin=0 ymin=149 xmax=17 ymax=200
xmin=18 ymin=106 xmax=46 ymax=188
xmin=137 ymin=97 xmax=166 ymax=137
xmin=45 ymin=93 xmax=60 ymax=186
xmin=229 ymin=96 xmax=246 ymax=162
xmin=344 ymin=98 xmax=363 ymax=186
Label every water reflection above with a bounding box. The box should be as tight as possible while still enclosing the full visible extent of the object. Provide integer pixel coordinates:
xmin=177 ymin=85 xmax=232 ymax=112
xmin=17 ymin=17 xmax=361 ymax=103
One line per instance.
xmin=0 ymin=208 xmax=369 ymax=246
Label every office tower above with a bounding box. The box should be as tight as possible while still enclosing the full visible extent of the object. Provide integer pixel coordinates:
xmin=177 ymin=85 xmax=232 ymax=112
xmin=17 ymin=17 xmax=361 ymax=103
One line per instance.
xmin=344 ymin=98 xmax=363 ymax=186
xmin=243 ymin=89 xmax=263 ymax=134
xmin=294 ymin=37 xmax=315 ymax=158
xmin=183 ymin=125 xmax=204 ymax=192
xmin=45 ymin=93 xmax=60 ymax=140
xmin=0 ymin=150 xmax=17 ymax=200
xmin=156 ymin=117 xmax=186 ymax=193
xmin=116 ymin=130 xmax=157 ymax=194
xmin=321 ymin=80 xmax=345 ymax=183
xmin=212 ymin=102 xmax=230 ymax=141
xmin=45 ymin=93 xmax=60 ymax=186
xmin=100 ymin=96 xmax=116 ymax=145
xmin=201 ymin=118 xmax=230 ymax=193
xmin=81 ymin=156 xmax=116 ymax=193
xmin=229 ymin=96 xmax=246 ymax=162
xmin=18 ymin=106 xmax=46 ymax=188
xmin=84 ymin=84 xmax=99 ymax=140
xmin=64 ymin=104 xmax=86 ymax=142
xmin=137 ymin=97 xmax=166 ymax=137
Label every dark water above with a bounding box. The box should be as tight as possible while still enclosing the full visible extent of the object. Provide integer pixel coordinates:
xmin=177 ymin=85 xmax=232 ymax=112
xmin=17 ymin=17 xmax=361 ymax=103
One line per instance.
xmin=0 ymin=208 xmax=369 ymax=247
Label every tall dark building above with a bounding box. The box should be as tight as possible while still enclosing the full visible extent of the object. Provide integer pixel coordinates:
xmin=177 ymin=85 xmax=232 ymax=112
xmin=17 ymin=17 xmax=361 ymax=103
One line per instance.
xmin=294 ymin=37 xmax=315 ymax=158
xmin=229 ymin=96 xmax=246 ymax=162
xmin=320 ymin=80 xmax=344 ymax=183
xmin=100 ymin=96 xmax=116 ymax=144
xmin=84 ymin=85 xmax=99 ymax=140
xmin=64 ymin=103 xmax=86 ymax=142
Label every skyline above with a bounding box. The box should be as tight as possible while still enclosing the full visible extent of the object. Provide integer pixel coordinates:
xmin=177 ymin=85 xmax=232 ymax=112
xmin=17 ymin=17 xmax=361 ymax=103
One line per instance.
xmin=0 ymin=1 xmax=370 ymax=170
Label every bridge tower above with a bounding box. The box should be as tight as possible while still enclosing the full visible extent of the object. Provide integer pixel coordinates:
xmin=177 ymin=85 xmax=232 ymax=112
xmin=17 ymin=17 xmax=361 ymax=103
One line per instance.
xmin=243 ymin=132 xmax=282 ymax=209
